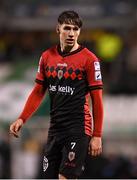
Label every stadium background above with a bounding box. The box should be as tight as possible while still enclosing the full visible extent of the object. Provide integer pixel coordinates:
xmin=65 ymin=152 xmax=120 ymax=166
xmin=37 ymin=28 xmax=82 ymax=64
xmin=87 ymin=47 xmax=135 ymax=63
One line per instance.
xmin=0 ymin=0 xmax=137 ymax=178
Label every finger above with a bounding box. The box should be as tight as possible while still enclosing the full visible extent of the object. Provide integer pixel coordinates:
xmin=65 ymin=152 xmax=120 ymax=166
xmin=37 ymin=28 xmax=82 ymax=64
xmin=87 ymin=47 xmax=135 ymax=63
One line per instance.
xmin=11 ymin=123 xmax=19 ymax=133
xmin=91 ymin=149 xmax=96 ymax=156
xmin=93 ymin=148 xmax=102 ymax=157
xmin=10 ymin=125 xmax=19 ymax=138
xmin=88 ymin=145 xmax=91 ymax=155
xmin=10 ymin=124 xmax=15 ymax=132
xmin=91 ymin=148 xmax=98 ymax=156
xmin=9 ymin=131 xmax=19 ymax=138
xmin=18 ymin=125 xmax=21 ymax=132
xmin=98 ymin=148 xmax=102 ymax=155
xmin=15 ymin=124 xmax=20 ymax=132
xmin=14 ymin=122 xmax=21 ymax=132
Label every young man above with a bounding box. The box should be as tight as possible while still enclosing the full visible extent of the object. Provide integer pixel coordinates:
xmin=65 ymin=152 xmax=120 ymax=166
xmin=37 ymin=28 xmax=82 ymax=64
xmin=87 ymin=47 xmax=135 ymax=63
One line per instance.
xmin=10 ymin=11 xmax=104 ymax=179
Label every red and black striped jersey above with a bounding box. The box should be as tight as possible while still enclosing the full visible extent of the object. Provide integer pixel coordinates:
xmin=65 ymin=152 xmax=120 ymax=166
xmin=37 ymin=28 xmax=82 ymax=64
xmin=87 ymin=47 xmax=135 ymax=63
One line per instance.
xmin=35 ymin=45 xmax=103 ymax=137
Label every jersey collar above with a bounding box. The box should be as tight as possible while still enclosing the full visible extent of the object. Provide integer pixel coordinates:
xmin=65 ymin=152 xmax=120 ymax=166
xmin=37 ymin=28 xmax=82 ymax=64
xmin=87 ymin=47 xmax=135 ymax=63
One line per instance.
xmin=57 ymin=44 xmax=84 ymax=57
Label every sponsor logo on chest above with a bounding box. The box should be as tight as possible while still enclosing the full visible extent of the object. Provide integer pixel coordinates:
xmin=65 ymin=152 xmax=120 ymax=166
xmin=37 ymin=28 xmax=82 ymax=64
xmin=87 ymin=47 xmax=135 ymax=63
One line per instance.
xmin=49 ymin=84 xmax=75 ymax=95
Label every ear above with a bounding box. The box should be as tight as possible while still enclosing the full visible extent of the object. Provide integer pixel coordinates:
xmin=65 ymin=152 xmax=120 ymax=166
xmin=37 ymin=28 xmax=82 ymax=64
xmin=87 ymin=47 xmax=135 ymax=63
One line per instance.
xmin=56 ymin=25 xmax=60 ymax=34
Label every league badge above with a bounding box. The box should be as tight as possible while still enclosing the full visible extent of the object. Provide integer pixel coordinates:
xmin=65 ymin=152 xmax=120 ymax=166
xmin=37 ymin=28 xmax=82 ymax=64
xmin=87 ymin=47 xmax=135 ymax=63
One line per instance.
xmin=94 ymin=62 xmax=100 ymax=71
xmin=95 ymin=71 xmax=102 ymax=81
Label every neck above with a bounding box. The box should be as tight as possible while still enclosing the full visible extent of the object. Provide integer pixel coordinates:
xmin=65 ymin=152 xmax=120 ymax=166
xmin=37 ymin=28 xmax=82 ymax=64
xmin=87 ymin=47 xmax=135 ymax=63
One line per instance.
xmin=60 ymin=43 xmax=79 ymax=53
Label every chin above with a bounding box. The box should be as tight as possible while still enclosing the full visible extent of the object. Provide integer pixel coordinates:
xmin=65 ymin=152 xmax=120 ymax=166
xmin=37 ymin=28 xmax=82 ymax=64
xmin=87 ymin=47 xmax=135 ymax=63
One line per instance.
xmin=66 ymin=43 xmax=74 ymax=47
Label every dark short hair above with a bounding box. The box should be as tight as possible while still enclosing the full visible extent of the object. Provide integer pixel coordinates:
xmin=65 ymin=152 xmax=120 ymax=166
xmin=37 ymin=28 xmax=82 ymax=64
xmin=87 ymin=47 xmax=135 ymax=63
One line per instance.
xmin=58 ymin=10 xmax=82 ymax=28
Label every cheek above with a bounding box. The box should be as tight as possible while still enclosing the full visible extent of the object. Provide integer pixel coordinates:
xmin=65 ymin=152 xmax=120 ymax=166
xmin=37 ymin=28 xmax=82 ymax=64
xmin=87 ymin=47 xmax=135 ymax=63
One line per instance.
xmin=63 ymin=32 xmax=68 ymax=38
xmin=61 ymin=32 xmax=67 ymax=38
xmin=76 ymin=30 xmax=80 ymax=38
xmin=75 ymin=33 xmax=79 ymax=38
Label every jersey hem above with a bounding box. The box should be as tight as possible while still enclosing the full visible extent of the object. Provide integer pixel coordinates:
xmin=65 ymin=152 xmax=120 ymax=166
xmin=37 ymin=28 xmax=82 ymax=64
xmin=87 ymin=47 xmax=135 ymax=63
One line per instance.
xmin=35 ymin=78 xmax=45 ymax=85
xmin=89 ymin=85 xmax=103 ymax=91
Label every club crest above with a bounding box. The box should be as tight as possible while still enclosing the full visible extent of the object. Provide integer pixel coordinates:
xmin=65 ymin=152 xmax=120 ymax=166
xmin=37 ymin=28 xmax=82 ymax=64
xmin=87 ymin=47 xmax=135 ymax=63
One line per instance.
xmin=68 ymin=151 xmax=75 ymax=161
xmin=58 ymin=70 xmax=63 ymax=79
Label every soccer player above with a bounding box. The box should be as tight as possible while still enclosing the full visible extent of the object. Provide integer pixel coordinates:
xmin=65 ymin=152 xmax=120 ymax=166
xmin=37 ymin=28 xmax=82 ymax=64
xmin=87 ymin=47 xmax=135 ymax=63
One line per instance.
xmin=10 ymin=10 xmax=104 ymax=179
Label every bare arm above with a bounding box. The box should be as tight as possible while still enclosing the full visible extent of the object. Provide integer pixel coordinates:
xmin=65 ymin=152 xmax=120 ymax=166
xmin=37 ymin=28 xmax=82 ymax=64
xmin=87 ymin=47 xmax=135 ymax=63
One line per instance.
xmin=9 ymin=83 xmax=47 ymax=137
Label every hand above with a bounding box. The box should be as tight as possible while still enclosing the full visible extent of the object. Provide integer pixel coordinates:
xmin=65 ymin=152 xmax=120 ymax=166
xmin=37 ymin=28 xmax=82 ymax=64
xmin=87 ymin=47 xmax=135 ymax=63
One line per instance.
xmin=9 ymin=119 xmax=24 ymax=138
xmin=88 ymin=136 xmax=102 ymax=156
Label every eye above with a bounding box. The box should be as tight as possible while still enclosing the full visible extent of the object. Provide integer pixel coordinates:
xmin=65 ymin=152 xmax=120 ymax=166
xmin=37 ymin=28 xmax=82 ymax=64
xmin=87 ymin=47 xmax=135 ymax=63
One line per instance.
xmin=64 ymin=26 xmax=71 ymax=30
xmin=73 ymin=27 xmax=79 ymax=31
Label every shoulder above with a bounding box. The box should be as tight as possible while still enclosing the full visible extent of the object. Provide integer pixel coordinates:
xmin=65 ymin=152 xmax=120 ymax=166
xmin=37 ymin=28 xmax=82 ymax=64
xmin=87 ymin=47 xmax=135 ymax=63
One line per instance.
xmin=41 ymin=46 xmax=57 ymax=58
xmin=82 ymin=47 xmax=98 ymax=61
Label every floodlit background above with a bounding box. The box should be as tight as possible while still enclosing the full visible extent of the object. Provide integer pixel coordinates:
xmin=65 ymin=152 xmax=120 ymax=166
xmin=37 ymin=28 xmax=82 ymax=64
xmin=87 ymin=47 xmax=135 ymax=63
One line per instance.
xmin=0 ymin=0 xmax=137 ymax=178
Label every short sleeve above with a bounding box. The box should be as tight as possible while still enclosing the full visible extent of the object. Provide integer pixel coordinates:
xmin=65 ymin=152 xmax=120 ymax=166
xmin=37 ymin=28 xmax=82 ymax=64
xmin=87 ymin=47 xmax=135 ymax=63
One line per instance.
xmin=85 ymin=57 xmax=103 ymax=90
xmin=35 ymin=55 xmax=46 ymax=85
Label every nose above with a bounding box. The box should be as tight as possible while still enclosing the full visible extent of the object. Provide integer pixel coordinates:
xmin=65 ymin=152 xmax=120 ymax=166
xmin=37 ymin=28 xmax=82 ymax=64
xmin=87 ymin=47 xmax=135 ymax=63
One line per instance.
xmin=69 ymin=29 xmax=74 ymax=37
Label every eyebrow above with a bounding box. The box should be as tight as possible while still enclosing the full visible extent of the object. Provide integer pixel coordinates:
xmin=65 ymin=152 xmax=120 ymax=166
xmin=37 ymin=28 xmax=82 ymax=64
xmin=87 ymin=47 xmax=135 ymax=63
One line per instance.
xmin=63 ymin=26 xmax=79 ymax=30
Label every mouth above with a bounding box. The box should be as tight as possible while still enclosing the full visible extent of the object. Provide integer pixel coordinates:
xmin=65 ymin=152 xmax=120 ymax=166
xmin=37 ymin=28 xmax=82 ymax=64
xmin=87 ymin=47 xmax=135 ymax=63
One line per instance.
xmin=66 ymin=39 xmax=74 ymax=44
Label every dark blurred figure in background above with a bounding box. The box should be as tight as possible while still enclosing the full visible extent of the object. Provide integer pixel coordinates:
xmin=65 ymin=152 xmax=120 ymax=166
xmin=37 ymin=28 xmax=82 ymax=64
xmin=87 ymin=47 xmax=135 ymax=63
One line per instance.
xmin=125 ymin=26 xmax=137 ymax=93
xmin=0 ymin=128 xmax=11 ymax=178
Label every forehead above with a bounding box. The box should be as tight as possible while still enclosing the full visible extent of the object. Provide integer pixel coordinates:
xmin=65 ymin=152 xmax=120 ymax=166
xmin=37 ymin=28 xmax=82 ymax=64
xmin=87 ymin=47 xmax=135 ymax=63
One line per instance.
xmin=59 ymin=23 xmax=79 ymax=29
